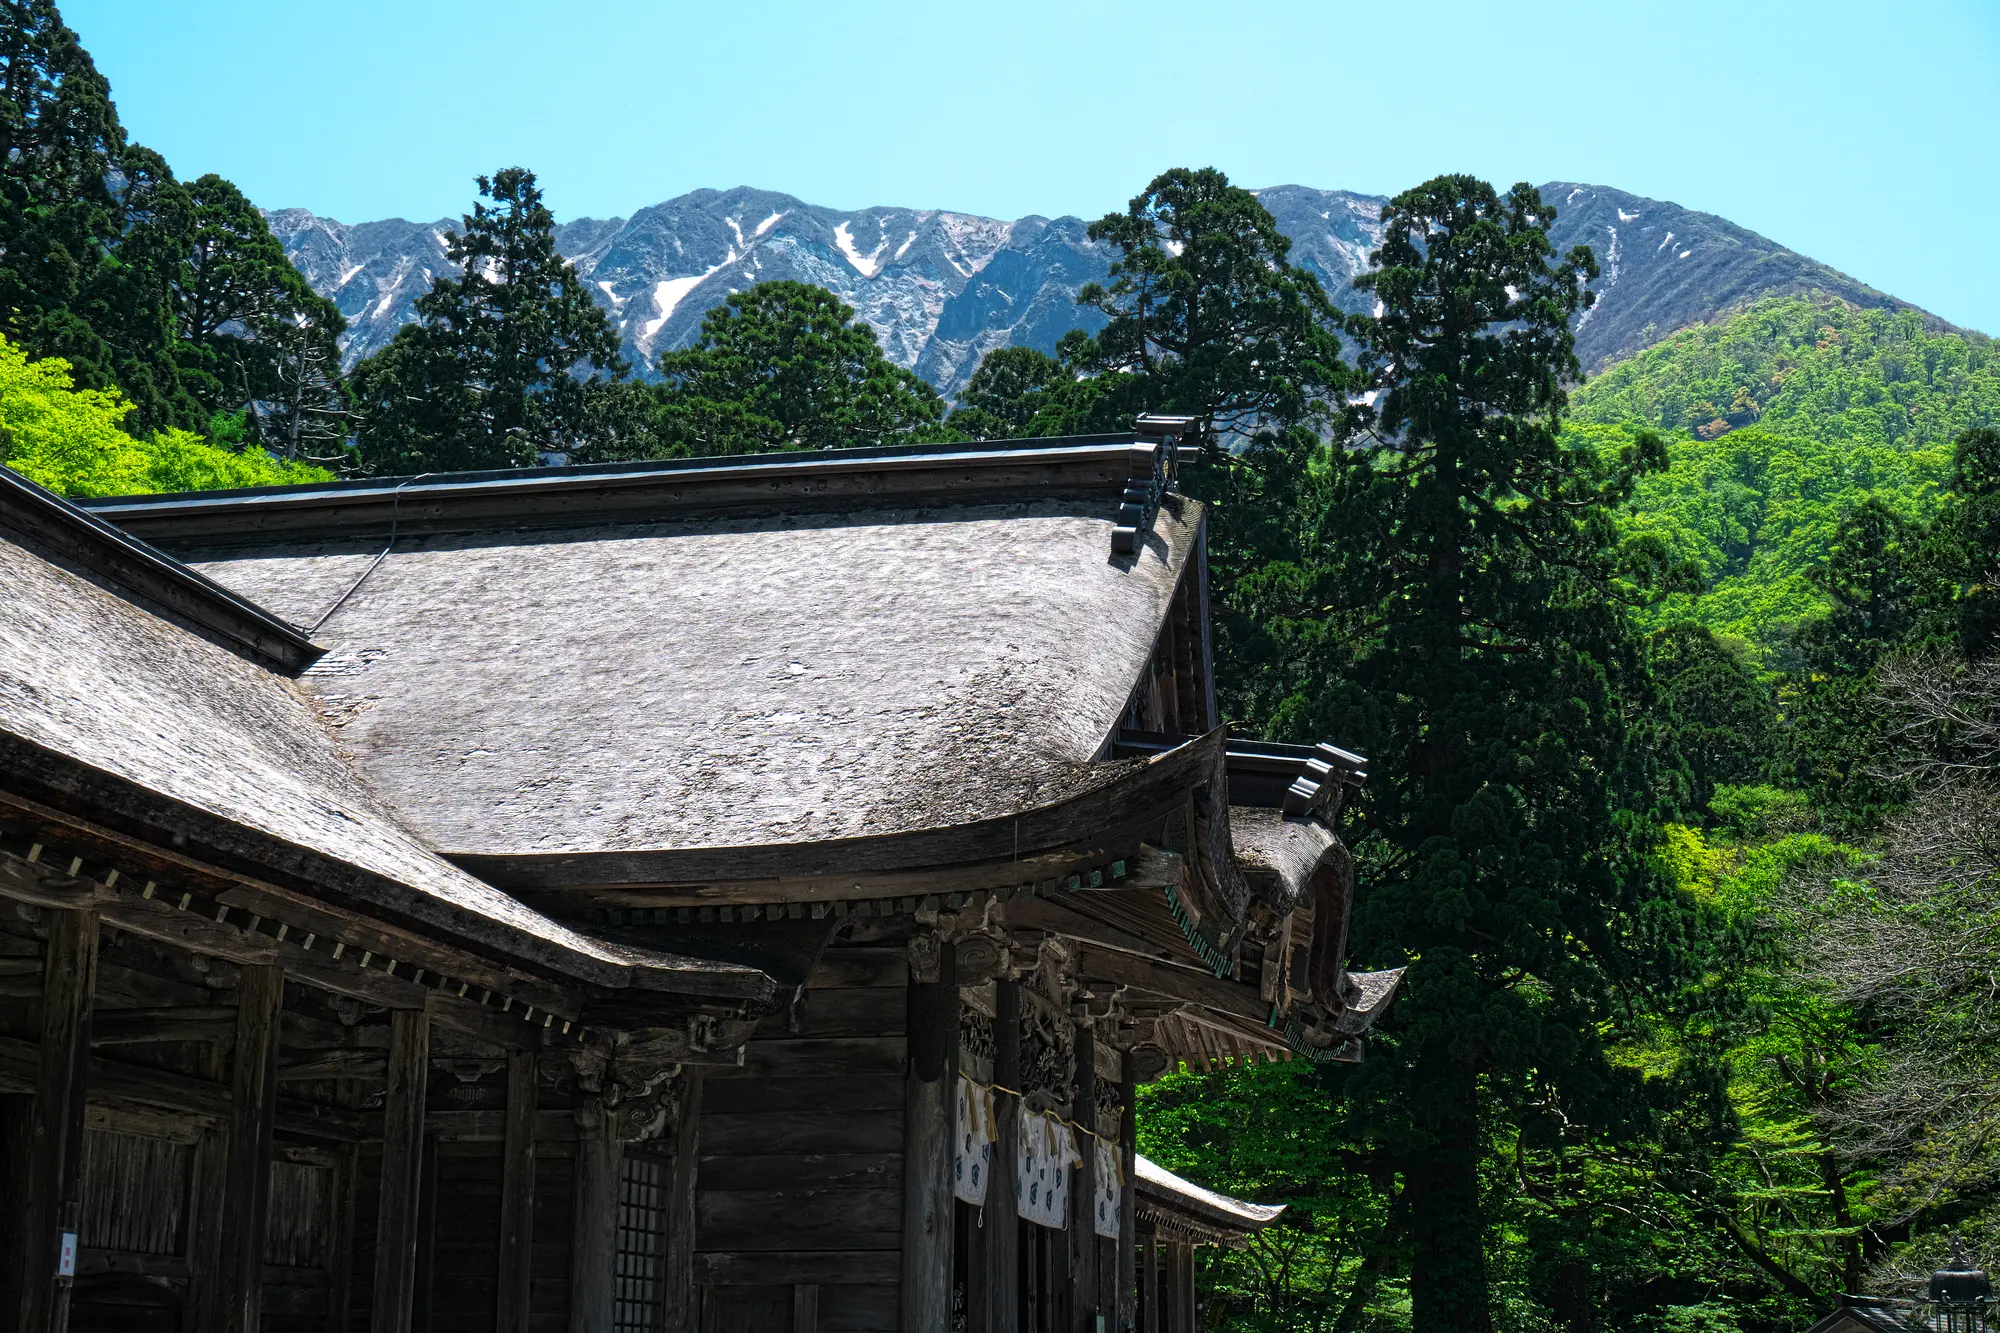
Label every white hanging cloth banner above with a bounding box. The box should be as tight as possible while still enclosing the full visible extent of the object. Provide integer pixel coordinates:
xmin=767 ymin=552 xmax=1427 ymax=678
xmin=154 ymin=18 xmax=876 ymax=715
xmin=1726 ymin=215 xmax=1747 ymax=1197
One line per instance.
xmin=1016 ymin=1110 xmax=1081 ymax=1228
xmin=953 ymin=1075 xmax=998 ymax=1205
xmin=1092 ymin=1138 xmax=1124 ymax=1238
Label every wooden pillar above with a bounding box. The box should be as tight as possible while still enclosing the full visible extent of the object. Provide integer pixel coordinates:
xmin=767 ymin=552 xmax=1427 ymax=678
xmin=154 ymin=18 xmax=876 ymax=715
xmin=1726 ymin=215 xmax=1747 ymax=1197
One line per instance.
xmin=901 ymin=940 xmax=957 ymax=1333
xmin=371 ymin=1005 xmax=430 ymax=1333
xmin=1116 ymin=1079 xmax=1136 ymax=1333
xmin=569 ymin=1100 xmax=620 ymax=1333
xmin=1139 ymin=1235 xmax=1159 ymax=1333
xmin=1070 ymin=1017 xmax=1096 ymax=1331
xmin=328 ymin=1143 xmax=360 ymax=1333
xmin=495 ymin=1047 xmax=538 ymax=1333
xmin=15 ymin=907 xmax=97 ymax=1333
xmin=662 ymin=1072 xmax=702 ymax=1333
xmin=989 ymin=979 xmax=1021 ymax=1333
xmin=217 ymin=964 xmax=284 ymax=1333
xmin=1170 ymin=1243 xmax=1193 ymax=1333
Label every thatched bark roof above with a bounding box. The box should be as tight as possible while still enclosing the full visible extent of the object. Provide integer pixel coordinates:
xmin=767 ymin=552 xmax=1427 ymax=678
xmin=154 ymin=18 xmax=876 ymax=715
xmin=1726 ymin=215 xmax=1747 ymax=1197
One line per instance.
xmin=167 ymin=496 xmax=1200 ymax=870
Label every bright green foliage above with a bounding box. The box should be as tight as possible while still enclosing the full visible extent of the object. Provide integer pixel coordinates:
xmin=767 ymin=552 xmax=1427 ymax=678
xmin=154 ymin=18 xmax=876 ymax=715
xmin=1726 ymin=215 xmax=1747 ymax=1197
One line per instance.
xmin=1138 ymin=1064 xmax=1404 ymax=1331
xmin=0 ymin=334 xmax=329 ymax=496
xmin=652 ymin=281 xmax=952 ymax=454
xmin=351 ymin=168 xmax=635 ymax=474
xmin=1572 ymin=298 xmax=2000 ymax=452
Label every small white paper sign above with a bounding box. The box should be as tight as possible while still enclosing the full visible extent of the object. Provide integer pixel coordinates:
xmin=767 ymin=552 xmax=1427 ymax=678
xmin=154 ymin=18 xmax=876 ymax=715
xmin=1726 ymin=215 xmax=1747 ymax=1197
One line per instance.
xmin=57 ymin=1231 xmax=77 ymax=1277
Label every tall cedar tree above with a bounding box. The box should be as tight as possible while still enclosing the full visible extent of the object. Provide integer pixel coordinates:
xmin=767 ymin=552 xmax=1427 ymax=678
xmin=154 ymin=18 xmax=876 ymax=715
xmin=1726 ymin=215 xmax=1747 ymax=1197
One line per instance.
xmin=351 ymin=168 xmax=631 ymax=473
xmin=652 ymin=280 xmax=947 ymax=454
xmin=1322 ymin=177 xmax=1684 ymax=1329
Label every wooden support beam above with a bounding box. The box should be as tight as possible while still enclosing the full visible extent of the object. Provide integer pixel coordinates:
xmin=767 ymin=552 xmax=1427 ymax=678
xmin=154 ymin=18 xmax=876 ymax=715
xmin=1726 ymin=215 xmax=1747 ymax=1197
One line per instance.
xmin=13 ymin=906 xmax=97 ymax=1333
xmin=792 ymin=1283 xmax=818 ymax=1333
xmin=1117 ymin=1078 xmax=1137 ymax=1333
xmin=988 ymin=977 xmax=1021 ymax=1333
xmin=1141 ymin=1234 xmax=1160 ymax=1333
xmin=567 ymin=1099 xmax=619 ymax=1333
xmin=90 ymin=1005 xmax=238 ymax=1045
xmin=901 ymin=941 xmax=957 ymax=1333
xmin=216 ymin=965 xmax=284 ymax=1333
xmin=662 ymin=1072 xmax=702 ymax=1333
xmin=1071 ymin=1017 xmax=1098 ymax=1330
xmin=370 ymin=1006 xmax=430 ymax=1333
xmin=494 ymin=1046 xmax=537 ymax=1333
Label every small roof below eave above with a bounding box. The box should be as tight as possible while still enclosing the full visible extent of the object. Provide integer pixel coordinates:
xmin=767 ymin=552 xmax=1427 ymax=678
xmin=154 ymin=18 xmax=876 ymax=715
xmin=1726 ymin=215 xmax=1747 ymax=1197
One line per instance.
xmin=0 ymin=526 xmax=772 ymax=1003
xmin=167 ymin=495 xmax=1203 ymax=866
xmin=1135 ymin=1155 xmax=1286 ymax=1236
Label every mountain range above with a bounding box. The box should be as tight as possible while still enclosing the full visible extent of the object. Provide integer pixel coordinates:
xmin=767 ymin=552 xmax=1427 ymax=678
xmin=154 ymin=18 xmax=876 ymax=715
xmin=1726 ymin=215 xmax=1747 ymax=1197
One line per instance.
xmin=269 ymin=181 xmax=1932 ymax=399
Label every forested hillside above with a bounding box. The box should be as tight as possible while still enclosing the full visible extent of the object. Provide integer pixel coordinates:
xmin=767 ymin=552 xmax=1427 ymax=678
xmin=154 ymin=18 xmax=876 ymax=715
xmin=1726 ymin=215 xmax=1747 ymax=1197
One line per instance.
xmin=1572 ymin=298 xmax=2000 ymax=657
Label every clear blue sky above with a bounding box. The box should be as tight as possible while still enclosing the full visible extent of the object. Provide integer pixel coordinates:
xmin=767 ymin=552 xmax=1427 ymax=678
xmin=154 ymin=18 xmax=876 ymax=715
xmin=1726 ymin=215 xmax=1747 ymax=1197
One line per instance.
xmin=65 ymin=0 xmax=2000 ymax=334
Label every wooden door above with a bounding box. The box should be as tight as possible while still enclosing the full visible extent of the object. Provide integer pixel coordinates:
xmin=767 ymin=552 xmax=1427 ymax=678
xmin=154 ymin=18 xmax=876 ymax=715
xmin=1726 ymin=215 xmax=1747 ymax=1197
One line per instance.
xmin=700 ymin=1284 xmax=793 ymax=1332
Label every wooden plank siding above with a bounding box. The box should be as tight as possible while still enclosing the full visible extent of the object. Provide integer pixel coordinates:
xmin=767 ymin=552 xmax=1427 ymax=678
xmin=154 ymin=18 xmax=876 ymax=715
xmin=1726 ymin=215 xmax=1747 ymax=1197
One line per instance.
xmin=693 ymin=944 xmax=908 ymax=1330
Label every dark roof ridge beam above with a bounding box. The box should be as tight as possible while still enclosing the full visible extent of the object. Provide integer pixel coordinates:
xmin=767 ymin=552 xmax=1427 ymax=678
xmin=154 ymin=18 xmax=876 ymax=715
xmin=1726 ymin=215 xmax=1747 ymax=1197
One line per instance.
xmin=0 ymin=467 xmax=318 ymax=672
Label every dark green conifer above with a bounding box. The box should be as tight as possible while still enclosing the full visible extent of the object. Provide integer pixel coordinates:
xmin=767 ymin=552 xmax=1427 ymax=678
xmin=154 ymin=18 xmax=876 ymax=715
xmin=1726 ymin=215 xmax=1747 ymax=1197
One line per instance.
xmin=652 ymin=280 xmax=949 ymax=455
xmin=351 ymin=168 xmax=630 ymax=473
xmin=1312 ymin=176 xmax=1686 ymax=1331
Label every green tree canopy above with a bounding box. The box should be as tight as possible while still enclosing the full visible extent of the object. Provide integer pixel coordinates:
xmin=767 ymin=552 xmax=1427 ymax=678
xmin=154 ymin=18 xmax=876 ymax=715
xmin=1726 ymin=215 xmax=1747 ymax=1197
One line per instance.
xmin=652 ymin=280 xmax=949 ymax=454
xmin=351 ymin=167 xmax=634 ymax=474
xmin=945 ymin=345 xmax=1070 ymax=440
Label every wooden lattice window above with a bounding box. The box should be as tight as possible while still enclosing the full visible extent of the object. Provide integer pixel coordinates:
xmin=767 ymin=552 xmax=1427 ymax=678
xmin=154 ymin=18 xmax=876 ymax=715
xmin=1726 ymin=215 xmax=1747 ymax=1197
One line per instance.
xmin=614 ymin=1151 xmax=670 ymax=1333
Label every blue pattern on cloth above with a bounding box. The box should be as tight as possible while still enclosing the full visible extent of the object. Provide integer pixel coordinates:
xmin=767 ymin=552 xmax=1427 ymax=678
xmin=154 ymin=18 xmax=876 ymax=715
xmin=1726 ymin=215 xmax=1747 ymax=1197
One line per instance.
xmin=1016 ymin=1109 xmax=1080 ymax=1228
xmin=1093 ymin=1138 xmax=1124 ymax=1238
xmin=953 ymin=1074 xmax=997 ymax=1205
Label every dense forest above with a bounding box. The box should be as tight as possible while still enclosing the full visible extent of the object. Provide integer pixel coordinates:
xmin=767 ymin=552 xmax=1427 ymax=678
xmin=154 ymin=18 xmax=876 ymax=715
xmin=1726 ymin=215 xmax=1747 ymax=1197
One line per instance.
xmin=5 ymin=4 xmax=2000 ymax=1330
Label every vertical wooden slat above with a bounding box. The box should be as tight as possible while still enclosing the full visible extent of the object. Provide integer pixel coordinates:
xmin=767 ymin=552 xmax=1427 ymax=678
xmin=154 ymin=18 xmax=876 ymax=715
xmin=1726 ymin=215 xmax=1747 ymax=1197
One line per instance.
xmin=495 ymin=1047 xmax=538 ymax=1333
xmin=568 ymin=1100 xmax=619 ymax=1333
xmin=216 ymin=965 xmax=284 ymax=1333
xmin=663 ymin=1072 xmax=702 ymax=1333
xmin=1070 ymin=1017 xmax=1096 ymax=1330
xmin=989 ymin=978 xmax=1021 ymax=1333
xmin=184 ymin=1126 xmax=226 ymax=1332
xmin=327 ymin=1143 xmax=359 ymax=1333
xmin=15 ymin=907 xmax=97 ymax=1333
xmin=371 ymin=1005 xmax=430 ymax=1333
xmin=791 ymin=1282 xmax=818 ymax=1333
xmin=901 ymin=941 xmax=957 ymax=1333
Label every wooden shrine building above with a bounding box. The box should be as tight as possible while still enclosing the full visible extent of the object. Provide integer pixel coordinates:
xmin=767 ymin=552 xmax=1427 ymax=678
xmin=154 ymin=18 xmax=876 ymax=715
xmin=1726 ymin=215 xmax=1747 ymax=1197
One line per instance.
xmin=1133 ymin=1155 xmax=1285 ymax=1333
xmin=0 ymin=422 xmax=1399 ymax=1332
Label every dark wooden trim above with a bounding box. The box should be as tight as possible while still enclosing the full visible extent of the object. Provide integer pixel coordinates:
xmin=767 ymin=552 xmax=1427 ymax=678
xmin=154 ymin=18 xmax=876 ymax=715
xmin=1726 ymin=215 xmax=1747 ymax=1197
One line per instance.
xmin=217 ymin=964 xmax=284 ymax=1333
xmin=1072 ymin=945 xmax=1269 ymax=1026
xmin=14 ymin=906 xmax=96 ymax=1333
xmin=901 ymin=943 xmax=957 ymax=1333
xmin=494 ymin=1046 xmax=537 ymax=1333
xmin=465 ymin=728 xmax=1228 ymax=892
xmin=370 ymin=1006 xmax=430 ymax=1333
xmin=792 ymin=1283 xmax=818 ymax=1333
xmin=88 ymin=436 xmax=1153 ymax=546
xmin=988 ymin=977 xmax=1021 ymax=1333
xmin=1071 ymin=1019 xmax=1098 ymax=1326
xmin=664 ymin=1073 xmax=702 ymax=1333
xmin=328 ymin=1143 xmax=359 ymax=1333
xmin=1117 ymin=1078 xmax=1137 ymax=1333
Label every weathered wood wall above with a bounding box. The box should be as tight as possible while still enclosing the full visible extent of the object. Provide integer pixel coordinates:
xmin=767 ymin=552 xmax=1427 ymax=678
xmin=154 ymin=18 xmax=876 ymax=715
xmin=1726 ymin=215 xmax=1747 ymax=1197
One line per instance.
xmin=694 ymin=940 xmax=910 ymax=1333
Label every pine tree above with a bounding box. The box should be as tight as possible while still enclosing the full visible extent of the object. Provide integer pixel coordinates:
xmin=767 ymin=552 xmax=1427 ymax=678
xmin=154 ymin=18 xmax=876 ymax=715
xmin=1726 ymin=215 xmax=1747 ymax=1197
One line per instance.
xmin=1308 ymin=176 xmax=1687 ymax=1330
xmin=652 ymin=280 xmax=949 ymax=455
xmin=352 ymin=168 xmax=630 ymax=473
xmin=945 ymin=345 xmax=1068 ymax=440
